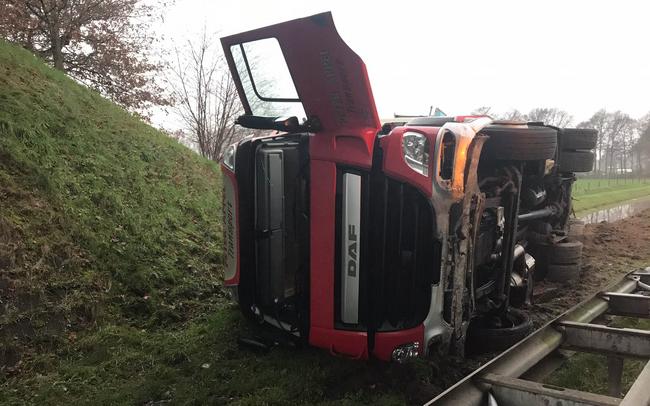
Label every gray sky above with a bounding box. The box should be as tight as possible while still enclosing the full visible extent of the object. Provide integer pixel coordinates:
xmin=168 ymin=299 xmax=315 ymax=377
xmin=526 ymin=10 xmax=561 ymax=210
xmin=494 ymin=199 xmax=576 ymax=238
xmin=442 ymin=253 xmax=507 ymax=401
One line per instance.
xmin=155 ymin=0 xmax=650 ymax=127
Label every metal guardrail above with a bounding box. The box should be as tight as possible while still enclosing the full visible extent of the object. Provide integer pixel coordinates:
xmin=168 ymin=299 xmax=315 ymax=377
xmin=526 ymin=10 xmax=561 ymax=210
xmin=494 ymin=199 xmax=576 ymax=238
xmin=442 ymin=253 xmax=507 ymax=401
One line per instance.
xmin=426 ymin=268 xmax=650 ymax=406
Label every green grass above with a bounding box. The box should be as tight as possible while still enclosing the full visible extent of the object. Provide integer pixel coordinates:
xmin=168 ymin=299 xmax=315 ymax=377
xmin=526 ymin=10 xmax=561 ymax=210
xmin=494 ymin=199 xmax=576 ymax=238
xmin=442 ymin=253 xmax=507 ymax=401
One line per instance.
xmin=544 ymin=317 xmax=650 ymax=396
xmin=0 ymin=40 xmax=432 ymax=405
xmin=572 ymin=178 xmax=650 ymax=215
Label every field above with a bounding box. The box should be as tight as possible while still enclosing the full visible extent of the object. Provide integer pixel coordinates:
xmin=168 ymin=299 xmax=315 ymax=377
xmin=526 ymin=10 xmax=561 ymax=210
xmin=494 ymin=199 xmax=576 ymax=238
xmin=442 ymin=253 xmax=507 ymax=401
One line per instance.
xmin=572 ymin=177 xmax=650 ymax=214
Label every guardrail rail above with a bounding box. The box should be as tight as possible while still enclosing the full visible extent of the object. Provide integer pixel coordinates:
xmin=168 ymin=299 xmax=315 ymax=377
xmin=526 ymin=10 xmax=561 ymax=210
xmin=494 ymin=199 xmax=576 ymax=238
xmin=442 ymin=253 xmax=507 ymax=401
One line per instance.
xmin=427 ymin=268 xmax=650 ymax=406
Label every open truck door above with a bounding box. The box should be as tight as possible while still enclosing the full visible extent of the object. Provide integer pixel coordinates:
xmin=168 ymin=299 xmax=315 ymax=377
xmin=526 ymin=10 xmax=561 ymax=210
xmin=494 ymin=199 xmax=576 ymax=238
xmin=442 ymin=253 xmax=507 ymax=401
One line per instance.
xmin=221 ymin=13 xmax=382 ymax=358
xmin=221 ymin=12 xmax=381 ymax=167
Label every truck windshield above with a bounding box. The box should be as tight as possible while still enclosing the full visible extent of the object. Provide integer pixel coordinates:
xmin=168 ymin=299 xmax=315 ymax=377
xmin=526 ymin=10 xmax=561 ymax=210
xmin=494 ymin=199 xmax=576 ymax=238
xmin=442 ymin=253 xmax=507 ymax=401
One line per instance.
xmin=230 ymin=38 xmax=307 ymax=121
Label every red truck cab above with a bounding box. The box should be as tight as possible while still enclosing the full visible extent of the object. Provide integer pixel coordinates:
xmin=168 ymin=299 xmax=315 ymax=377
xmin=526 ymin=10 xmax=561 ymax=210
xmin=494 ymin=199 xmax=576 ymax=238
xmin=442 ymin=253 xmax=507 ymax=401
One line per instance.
xmin=220 ymin=12 xmax=596 ymax=361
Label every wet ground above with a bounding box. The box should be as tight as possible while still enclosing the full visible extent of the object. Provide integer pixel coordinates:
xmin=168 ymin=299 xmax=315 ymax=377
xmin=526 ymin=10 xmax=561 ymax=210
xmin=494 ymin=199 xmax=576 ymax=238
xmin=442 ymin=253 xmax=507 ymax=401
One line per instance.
xmin=580 ymin=196 xmax=650 ymax=224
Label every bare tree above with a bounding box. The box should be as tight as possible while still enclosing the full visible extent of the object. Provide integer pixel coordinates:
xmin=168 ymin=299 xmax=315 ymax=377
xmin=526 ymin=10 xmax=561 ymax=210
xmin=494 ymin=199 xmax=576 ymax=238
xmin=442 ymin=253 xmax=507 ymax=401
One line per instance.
xmin=169 ymin=30 xmax=243 ymax=161
xmin=500 ymin=109 xmax=526 ymax=121
xmin=471 ymin=106 xmax=493 ymax=116
xmin=0 ymin=0 xmax=169 ymax=111
xmin=526 ymin=107 xmax=573 ymax=127
xmin=637 ymin=113 xmax=650 ymax=175
xmin=583 ymin=111 xmax=636 ymax=176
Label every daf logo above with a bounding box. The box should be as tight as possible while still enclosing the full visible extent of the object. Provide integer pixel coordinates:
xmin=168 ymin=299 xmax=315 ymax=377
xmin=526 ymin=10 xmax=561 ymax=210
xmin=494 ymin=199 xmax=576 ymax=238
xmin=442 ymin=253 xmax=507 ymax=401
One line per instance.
xmin=341 ymin=173 xmax=361 ymax=324
xmin=347 ymin=225 xmax=358 ymax=277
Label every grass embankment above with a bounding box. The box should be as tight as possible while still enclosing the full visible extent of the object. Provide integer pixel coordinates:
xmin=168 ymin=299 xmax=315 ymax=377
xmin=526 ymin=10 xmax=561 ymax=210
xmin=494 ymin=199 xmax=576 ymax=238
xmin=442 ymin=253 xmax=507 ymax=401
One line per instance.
xmin=572 ymin=178 xmax=650 ymax=215
xmin=0 ymin=41 xmax=424 ymax=405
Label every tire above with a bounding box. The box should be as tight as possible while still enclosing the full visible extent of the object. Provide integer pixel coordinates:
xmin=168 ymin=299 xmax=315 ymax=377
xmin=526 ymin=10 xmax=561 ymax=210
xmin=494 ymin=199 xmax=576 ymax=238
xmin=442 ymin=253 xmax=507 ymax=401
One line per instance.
xmin=481 ymin=124 xmax=557 ymax=161
xmin=547 ymin=241 xmax=583 ymax=264
xmin=558 ymin=150 xmax=594 ymax=173
xmin=528 ymin=240 xmax=583 ymax=281
xmin=559 ymin=128 xmax=598 ymax=150
xmin=547 ymin=262 xmax=581 ymax=282
xmin=466 ymin=308 xmax=533 ymax=353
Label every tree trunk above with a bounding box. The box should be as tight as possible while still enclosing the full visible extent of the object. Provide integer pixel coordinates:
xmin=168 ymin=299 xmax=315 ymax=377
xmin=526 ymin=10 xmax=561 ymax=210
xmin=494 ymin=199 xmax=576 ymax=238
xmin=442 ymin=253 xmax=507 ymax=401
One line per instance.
xmin=52 ymin=43 xmax=64 ymax=70
xmin=49 ymin=19 xmax=64 ymax=70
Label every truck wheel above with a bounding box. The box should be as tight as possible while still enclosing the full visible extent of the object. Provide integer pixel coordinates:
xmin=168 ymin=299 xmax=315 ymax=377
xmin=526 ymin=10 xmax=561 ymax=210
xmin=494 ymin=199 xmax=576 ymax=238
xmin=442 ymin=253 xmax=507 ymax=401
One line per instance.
xmin=466 ymin=308 xmax=532 ymax=353
xmin=480 ymin=125 xmax=557 ymax=161
xmin=558 ymin=150 xmax=594 ymax=173
xmin=528 ymin=240 xmax=583 ymax=281
xmin=559 ymin=128 xmax=598 ymax=150
xmin=547 ymin=241 xmax=583 ymax=264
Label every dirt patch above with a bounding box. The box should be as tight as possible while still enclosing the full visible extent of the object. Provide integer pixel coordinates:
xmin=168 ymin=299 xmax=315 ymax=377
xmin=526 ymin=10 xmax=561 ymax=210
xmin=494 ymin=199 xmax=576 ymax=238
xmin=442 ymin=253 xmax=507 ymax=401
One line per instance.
xmin=529 ymin=208 xmax=650 ymax=324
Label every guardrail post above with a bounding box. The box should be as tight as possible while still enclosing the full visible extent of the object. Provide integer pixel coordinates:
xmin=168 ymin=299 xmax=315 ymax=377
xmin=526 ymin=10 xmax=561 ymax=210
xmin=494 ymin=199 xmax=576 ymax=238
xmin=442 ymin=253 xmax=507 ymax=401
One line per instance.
xmin=607 ymin=355 xmax=623 ymax=397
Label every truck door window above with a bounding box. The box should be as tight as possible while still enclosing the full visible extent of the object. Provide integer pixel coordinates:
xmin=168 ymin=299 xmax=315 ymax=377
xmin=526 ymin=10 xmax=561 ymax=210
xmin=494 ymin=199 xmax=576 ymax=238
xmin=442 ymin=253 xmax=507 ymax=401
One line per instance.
xmin=230 ymin=38 xmax=306 ymax=121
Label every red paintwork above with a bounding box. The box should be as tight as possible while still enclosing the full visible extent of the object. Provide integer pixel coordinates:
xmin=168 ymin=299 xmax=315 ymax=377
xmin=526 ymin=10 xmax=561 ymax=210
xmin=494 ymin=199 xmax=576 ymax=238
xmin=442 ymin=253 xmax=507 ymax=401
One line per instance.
xmin=222 ymin=12 xmax=380 ymax=357
xmin=221 ymin=12 xmax=380 ymax=168
xmin=373 ymin=325 xmax=425 ymax=361
xmin=380 ymin=126 xmax=439 ymax=197
xmin=221 ymin=13 xmax=433 ymax=360
xmin=313 ymin=327 xmax=368 ymax=359
xmin=221 ymin=164 xmax=240 ymax=286
xmin=309 ymin=160 xmax=368 ymax=357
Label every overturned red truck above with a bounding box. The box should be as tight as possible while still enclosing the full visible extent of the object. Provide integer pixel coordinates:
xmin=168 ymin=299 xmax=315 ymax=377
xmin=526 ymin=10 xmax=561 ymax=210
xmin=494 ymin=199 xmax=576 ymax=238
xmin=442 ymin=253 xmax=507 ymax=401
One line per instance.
xmin=219 ymin=12 xmax=596 ymax=362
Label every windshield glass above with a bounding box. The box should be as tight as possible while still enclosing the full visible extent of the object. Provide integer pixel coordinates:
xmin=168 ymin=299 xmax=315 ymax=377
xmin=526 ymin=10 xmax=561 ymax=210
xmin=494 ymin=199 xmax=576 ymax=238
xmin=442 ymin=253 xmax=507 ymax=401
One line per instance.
xmin=230 ymin=38 xmax=306 ymax=120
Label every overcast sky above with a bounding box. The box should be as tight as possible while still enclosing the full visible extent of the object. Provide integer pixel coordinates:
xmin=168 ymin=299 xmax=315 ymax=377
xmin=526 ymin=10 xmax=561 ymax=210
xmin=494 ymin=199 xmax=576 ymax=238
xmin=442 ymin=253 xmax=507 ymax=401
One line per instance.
xmin=154 ymin=0 xmax=650 ymax=128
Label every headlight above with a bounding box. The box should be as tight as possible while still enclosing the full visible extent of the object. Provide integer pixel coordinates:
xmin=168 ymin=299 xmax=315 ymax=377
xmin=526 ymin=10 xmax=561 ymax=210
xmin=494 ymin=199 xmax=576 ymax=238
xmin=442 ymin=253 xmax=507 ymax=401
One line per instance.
xmin=402 ymin=132 xmax=429 ymax=176
xmin=223 ymin=143 xmax=237 ymax=171
xmin=391 ymin=342 xmax=420 ymax=363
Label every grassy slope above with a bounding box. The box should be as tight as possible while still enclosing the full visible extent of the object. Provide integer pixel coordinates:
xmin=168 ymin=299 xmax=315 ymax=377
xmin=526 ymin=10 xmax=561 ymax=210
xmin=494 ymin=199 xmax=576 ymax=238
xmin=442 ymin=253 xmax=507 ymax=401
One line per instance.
xmin=0 ymin=42 xmax=426 ymax=405
xmin=573 ymin=178 xmax=650 ymax=215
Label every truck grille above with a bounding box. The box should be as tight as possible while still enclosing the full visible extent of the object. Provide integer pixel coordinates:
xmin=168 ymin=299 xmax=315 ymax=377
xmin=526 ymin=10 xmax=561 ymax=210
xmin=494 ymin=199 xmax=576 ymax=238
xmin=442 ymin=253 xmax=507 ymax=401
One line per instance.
xmin=334 ymin=166 xmax=441 ymax=334
xmin=367 ymin=177 xmax=441 ymax=332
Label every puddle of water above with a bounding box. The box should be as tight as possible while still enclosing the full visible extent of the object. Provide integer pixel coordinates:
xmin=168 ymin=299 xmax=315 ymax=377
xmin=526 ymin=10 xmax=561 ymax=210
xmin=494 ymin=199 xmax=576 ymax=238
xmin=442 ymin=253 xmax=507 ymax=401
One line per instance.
xmin=580 ymin=196 xmax=650 ymax=224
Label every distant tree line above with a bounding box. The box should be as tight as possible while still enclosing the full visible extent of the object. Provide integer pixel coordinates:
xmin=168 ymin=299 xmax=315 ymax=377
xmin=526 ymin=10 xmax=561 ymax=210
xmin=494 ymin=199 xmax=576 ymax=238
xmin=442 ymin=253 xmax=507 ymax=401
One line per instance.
xmin=472 ymin=106 xmax=650 ymax=177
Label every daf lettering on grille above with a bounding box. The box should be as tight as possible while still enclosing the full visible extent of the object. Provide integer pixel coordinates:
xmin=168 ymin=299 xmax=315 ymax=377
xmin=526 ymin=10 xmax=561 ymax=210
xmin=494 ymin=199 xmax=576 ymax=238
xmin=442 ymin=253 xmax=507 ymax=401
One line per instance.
xmin=347 ymin=225 xmax=357 ymax=277
xmin=341 ymin=173 xmax=361 ymax=324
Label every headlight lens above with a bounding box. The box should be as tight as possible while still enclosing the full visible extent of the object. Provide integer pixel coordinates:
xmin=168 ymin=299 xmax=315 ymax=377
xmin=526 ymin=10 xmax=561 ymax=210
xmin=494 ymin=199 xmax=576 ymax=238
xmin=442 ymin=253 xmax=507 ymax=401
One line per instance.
xmin=223 ymin=143 xmax=237 ymax=171
xmin=391 ymin=342 xmax=420 ymax=363
xmin=402 ymin=132 xmax=430 ymax=176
